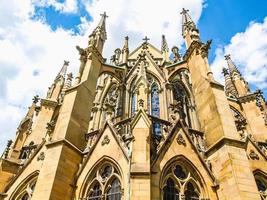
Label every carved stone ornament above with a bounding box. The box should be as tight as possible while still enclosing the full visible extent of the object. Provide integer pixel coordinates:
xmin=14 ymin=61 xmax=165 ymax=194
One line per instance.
xmin=249 ymin=149 xmax=259 ymax=160
xmin=37 ymin=152 xmax=45 ymax=161
xmin=101 ymin=135 xmax=110 ymax=146
xmin=177 ymin=134 xmax=186 ymax=146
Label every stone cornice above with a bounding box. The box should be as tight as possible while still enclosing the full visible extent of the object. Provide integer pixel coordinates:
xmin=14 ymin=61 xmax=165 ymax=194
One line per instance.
xmin=41 ymin=99 xmax=58 ymax=108
xmin=238 ymin=92 xmax=257 ymax=103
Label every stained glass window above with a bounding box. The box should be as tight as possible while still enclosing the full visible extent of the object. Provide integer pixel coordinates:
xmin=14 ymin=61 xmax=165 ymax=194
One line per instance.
xmin=184 ymin=182 xmax=199 ymax=200
xmin=88 ymin=182 xmax=102 ymax=200
xmin=106 ymin=179 xmax=121 ymax=200
xmin=151 ymin=83 xmax=161 ymax=135
xmin=131 ymin=93 xmax=136 ymax=116
xmin=163 ymin=178 xmax=179 ymax=200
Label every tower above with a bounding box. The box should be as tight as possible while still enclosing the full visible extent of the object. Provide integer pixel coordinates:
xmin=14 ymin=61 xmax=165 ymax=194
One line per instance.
xmin=0 ymin=9 xmax=267 ymax=200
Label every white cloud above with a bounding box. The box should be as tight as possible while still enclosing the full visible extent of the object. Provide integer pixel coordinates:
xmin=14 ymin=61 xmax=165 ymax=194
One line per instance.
xmin=210 ymin=17 xmax=267 ymax=91
xmin=0 ymin=0 xmax=206 ymax=154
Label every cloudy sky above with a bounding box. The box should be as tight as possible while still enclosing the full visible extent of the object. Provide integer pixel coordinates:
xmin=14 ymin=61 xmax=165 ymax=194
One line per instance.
xmin=0 ymin=0 xmax=266 ymax=154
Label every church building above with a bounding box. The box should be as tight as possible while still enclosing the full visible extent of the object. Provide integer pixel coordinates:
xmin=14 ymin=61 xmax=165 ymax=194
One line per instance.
xmin=0 ymin=9 xmax=267 ymax=200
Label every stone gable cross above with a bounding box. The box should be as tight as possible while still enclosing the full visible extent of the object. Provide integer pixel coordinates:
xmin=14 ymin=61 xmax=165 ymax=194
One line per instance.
xmin=143 ymin=36 xmax=150 ymax=43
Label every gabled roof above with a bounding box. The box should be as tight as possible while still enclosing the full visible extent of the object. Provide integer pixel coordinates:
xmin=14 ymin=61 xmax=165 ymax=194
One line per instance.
xmin=128 ymin=42 xmax=163 ymax=60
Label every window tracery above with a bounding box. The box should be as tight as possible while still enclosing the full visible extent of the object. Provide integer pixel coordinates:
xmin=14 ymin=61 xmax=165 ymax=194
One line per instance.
xmin=161 ymin=162 xmax=203 ymax=200
xmin=84 ymin=163 xmax=122 ymax=200
xmin=254 ymin=174 xmax=267 ymax=200
xmin=13 ymin=177 xmax=37 ymax=200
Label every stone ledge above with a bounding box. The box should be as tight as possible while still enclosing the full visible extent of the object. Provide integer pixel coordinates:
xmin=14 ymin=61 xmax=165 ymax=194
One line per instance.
xmin=205 ymin=137 xmax=246 ymax=157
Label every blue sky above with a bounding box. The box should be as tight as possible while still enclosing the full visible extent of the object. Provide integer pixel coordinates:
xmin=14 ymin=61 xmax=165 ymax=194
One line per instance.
xmin=0 ymin=0 xmax=266 ymax=154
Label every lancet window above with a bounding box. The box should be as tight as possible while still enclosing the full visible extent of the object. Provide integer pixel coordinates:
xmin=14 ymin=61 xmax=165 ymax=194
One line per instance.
xmin=131 ymin=92 xmax=137 ymax=116
xmin=104 ymin=84 xmax=122 ymax=118
xmin=161 ymin=161 xmax=203 ymax=200
xmin=84 ymin=163 xmax=122 ymax=200
xmin=170 ymin=80 xmax=192 ymax=128
xmin=147 ymin=75 xmax=162 ymax=135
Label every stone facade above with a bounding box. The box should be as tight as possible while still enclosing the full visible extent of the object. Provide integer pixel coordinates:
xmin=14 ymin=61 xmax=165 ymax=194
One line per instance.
xmin=0 ymin=9 xmax=267 ymax=200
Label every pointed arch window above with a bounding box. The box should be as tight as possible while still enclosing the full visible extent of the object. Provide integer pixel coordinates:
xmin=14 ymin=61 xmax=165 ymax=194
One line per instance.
xmin=151 ymin=83 xmax=161 ymax=135
xmin=12 ymin=176 xmax=37 ymax=200
xmin=84 ymin=162 xmax=122 ymax=200
xmin=163 ymin=178 xmax=179 ymax=200
xmin=161 ymin=161 xmax=204 ymax=200
xmin=131 ymin=92 xmax=137 ymax=116
xmin=106 ymin=178 xmax=122 ymax=200
xmin=88 ymin=182 xmax=102 ymax=200
xmin=171 ymin=81 xmax=192 ymax=128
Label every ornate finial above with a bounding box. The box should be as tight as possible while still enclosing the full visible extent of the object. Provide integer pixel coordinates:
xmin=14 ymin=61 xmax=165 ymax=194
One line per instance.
xmin=64 ymin=60 xmax=69 ymax=66
xmin=224 ymin=54 xmax=231 ymax=60
xmin=125 ymin=36 xmax=129 ymax=40
xmin=180 ymin=8 xmax=189 ymax=15
xmin=67 ymin=73 xmax=73 ymax=81
xmin=171 ymin=46 xmax=181 ymax=62
xmin=222 ymin=68 xmax=229 ymax=76
xmin=161 ymin=34 xmax=169 ymax=53
xmin=138 ymin=99 xmax=144 ymax=107
xmin=142 ymin=36 xmax=150 ymax=43
xmin=32 ymin=95 xmax=40 ymax=104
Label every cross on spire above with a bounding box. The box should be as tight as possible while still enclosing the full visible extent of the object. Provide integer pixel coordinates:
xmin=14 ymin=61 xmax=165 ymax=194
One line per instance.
xmin=180 ymin=8 xmax=189 ymax=15
xmin=143 ymin=36 xmax=150 ymax=43
xmin=100 ymin=12 xmax=108 ymax=19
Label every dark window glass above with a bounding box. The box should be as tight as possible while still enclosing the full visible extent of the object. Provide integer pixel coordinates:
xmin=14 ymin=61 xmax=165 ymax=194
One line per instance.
xmin=21 ymin=193 xmax=29 ymax=200
xmin=131 ymin=93 xmax=136 ymax=116
xmin=100 ymin=165 xmax=112 ymax=180
xmin=184 ymin=182 xmax=199 ymax=200
xmin=174 ymin=165 xmax=187 ymax=180
xmin=163 ymin=178 xmax=179 ymax=200
xmin=88 ymin=182 xmax=102 ymax=200
xmin=256 ymin=179 xmax=267 ymax=192
xmin=106 ymin=179 xmax=121 ymax=200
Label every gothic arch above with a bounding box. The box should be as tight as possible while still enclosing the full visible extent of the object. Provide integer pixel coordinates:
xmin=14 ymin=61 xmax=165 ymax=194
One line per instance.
xmin=9 ymin=171 xmax=39 ymax=200
xmin=160 ymin=155 xmax=209 ymax=200
xmin=79 ymin=156 xmax=124 ymax=199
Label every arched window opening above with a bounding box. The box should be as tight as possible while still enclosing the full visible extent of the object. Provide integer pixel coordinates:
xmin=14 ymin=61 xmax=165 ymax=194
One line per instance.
xmin=184 ymin=182 xmax=200 ymax=200
xmin=12 ymin=176 xmax=38 ymax=200
xmin=151 ymin=83 xmax=160 ymax=117
xmin=162 ymin=161 xmax=205 ymax=200
xmin=106 ymin=178 xmax=122 ymax=200
xmin=171 ymin=81 xmax=192 ymax=128
xmin=83 ymin=162 xmax=122 ymax=200
xmin=131 ymin=92 xmax=137 ymax=116
xmin=254 ymin=176 xmax=267 ymax=200
xmin=21 ymin=193 xmax=29 ymax=200
xmin=104 ymin=84 xmax=122 ymax=119
xmin=163 ymin=178 xmax=179 ymax=200
xmin=87 ymin=182 xmax=102 ymax=200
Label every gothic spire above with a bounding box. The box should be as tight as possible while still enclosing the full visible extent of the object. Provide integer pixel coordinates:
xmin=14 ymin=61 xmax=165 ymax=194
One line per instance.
xmin=224 ymin=54 xmax=240 ymax=75
xmin=222 ymin=68 xmax=238 ymax=98
xmin=55 ymin=60 xmax=69 ymax=82
xmin=181 ymin=8 xmax=196 ymax=37
xmin=161 ymin=35 xmax=169 ymax=53
xmin=88 ymin=12 xmax=108 ymax=53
